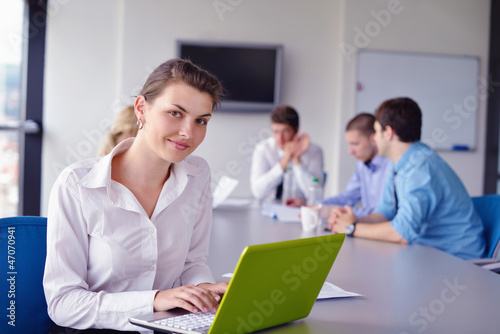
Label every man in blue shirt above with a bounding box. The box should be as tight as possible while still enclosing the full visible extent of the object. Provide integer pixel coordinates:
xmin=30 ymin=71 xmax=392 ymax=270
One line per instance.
xmin=329 ymin=97 xmax=485 ymax=260
xmin=322 ymin=113 xmax=391 ymax=217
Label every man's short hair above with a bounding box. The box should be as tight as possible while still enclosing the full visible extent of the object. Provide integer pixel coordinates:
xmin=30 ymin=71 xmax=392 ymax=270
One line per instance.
xmin=346 ymin=113 xmax=375 ymax=138
xmin=270 ymin=105 xmax=299 ymax=131
xmin=375 ymin=97 xmax=422 ymax=142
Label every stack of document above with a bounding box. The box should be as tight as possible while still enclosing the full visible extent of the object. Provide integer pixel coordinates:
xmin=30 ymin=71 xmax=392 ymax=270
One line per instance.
xmin=261 ymin=202 xmax=301 ymax=222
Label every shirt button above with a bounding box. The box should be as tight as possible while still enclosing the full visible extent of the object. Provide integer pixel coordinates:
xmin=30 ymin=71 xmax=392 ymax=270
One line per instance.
xmin=148 ymin=227 xmax=155 ymax=234
xmin=148 ymin=266 xmax=155 ymax=271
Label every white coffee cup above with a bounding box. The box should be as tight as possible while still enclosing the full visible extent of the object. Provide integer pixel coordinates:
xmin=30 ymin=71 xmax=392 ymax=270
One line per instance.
xmin=300 ymin=206 xmax=320 ymax=231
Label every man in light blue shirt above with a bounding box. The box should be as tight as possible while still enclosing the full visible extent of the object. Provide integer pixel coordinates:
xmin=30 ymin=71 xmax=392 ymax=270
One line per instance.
xmin=322 ymin=113 xmax=391 ymax=217
xmin=329 ymin=97 xmax=485 ymax=260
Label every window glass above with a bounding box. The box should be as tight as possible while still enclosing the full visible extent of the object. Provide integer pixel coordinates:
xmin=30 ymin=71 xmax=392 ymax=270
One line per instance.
xmin=0 ymin=0 xmax=25 ymax=217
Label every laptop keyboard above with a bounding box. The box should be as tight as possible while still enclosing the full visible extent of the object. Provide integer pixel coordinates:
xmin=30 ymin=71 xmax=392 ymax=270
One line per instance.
xmin=153 ymin=311 xmax=215 ymax=334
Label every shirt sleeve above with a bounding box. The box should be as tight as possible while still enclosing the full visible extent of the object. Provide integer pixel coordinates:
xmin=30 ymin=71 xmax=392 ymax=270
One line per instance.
xmin=293 ymin=144 xmax=325 ymax=197
xmin=352 ymin=204 xmax=375 ymax=218
xmin=321 ymin=167 xmax=361 ymax=208
xmin=390 ymin=166 xmax=435 ymax=244
xmin=43 ymin=177 xmax=156 ymax=331
xmin=180 ymin=171 xmax=216 ymax=285
xmin=250 ymin=142 xmax=284 ymax=200
xmin=374 ymin=164 xmax=396 ymax=221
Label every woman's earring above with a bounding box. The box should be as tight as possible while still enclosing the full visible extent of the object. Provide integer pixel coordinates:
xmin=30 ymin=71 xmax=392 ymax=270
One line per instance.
xmin=137 ymin=120 xmax=144 ymax=130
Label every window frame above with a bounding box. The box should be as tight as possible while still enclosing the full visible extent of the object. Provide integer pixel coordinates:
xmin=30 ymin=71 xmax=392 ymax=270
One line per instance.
xmin=484 ymin=0 xmax=500 ymax=194
xmin=21 ymin=0 xmax=47 ymax=215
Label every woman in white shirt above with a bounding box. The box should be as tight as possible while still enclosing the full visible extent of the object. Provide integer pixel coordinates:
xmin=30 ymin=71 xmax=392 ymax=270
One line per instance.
xmin=43 ymin=58 xmax=227 ymax=332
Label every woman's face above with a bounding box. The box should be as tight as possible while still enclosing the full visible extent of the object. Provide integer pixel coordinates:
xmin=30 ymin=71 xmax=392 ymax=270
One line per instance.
xmin=139 ymin=82 xmax=213 ymax=164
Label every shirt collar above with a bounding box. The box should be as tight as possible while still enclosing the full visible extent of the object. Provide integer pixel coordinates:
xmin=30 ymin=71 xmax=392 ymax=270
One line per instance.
xmin=364 ymin=153 xmax=385 ymax=171
xmin=79 ymin=138 xmax=134 ymax=189
xmin=395 ymin=142 xmax=430 ymax=174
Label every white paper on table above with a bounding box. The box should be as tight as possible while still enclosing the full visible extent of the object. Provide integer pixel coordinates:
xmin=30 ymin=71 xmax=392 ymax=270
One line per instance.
xmin=217 ymin=198 xmax=253 ymax=207
xmin=212 ymin=176 xmax=239 ymax=208
xmin=221 ymin=274 xmax=360 ymax=299
xmin=260 ymin=202 xmax=301 ymax=222
xmin=317 ymin=281 xmax=362 ymax=299
xmin=274 ymin=204 xmax=300 ymax=222
xmin=260 ymin=202 xmax=276 ymax=218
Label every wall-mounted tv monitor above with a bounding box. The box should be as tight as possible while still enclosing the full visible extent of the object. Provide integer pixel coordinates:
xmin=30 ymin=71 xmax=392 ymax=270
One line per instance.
xmin=177 ymin=40 xmax=283 ymax=112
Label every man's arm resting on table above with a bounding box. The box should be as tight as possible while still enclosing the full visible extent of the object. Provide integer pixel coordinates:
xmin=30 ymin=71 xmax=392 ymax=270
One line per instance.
xmin=331 ymin=211 xmax=408 ymax=244
xmin=356 ymin=212 xmax=386 ymax=223
xmin=352 ymin=221 xmax=408 ymax=244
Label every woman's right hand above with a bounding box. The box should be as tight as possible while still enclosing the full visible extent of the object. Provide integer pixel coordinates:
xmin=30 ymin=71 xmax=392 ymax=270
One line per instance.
xmin=153 ymin=284 xmax=222 ymax=314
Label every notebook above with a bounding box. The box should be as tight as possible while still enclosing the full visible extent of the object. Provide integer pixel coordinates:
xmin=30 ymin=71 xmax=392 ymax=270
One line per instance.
xmin=129 ymin=233 xmax=345 ymax=334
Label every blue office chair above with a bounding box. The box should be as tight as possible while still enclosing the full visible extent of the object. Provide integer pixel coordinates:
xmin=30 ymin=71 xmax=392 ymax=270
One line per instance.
xmin=0 ymin=216 xmax=53 ymax=333
xmin=470 ymin=195 xmax=500 ymax=272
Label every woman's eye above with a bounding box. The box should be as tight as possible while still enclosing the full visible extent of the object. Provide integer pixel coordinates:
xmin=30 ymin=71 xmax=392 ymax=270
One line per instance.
xmin=196 ymin=119 xmax=208 ymax=125
xmin=170 ymin=111 xmax=182 ymax=118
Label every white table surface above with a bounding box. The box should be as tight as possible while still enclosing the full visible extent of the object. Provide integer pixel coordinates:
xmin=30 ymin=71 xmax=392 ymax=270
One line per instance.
xmin=207 ymin=203 xmax=500 ymax=334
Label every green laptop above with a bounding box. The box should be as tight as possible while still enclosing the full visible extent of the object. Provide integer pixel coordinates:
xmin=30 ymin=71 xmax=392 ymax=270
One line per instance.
xmin=129 ymin=233 xmax=345 ymax=334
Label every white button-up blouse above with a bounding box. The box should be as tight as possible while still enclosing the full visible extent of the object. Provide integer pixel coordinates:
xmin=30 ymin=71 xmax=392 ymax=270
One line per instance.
xmin=43 ymin=139 xmax=215 ymax=332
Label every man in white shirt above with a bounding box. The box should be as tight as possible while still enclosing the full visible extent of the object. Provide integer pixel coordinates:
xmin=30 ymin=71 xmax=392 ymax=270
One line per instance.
xmin=250 ymin=105 xmax=324 ymax=206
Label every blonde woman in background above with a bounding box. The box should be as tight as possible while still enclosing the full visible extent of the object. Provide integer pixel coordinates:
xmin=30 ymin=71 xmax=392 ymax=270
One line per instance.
xmin=97 ymin=105 xmax=138 ymax=156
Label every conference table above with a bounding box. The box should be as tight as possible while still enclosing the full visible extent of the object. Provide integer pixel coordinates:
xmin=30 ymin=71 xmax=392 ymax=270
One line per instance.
xmin=207 ymin=201 xmax=500 ymax=334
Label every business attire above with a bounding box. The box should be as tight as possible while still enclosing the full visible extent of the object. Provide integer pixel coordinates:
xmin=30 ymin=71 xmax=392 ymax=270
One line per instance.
xmin=375 ymin=142 xmax=485 ymax=260
xmin=321 ymin=154 xmax=391 ymax=217
xmin=43 ymin=139 xmax=215 ymax=332
xmin=250 ymin=136 xmax=324 ymax=202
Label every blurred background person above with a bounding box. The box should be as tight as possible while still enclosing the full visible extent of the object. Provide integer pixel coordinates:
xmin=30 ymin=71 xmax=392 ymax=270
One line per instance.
xmin=250 ymin=104 xmax=324 ymax=207
xmin=322 ymin=113 xmax=391 ymax=217
xmin=97 ymin=105 xmax=138 ymax=156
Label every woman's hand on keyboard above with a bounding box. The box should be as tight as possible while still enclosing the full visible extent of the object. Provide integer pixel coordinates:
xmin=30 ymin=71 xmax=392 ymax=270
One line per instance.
xmin=153 ymin=284 xmax=224 ymax=314
xmin=197 ymin=281 xmax=228 ymax=303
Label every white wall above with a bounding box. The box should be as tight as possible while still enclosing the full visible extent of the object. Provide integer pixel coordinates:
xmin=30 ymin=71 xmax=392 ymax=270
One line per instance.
xmin=335 ymin=0 xmax=491 ymax=196
xmin=41 ymin=0 xmax=490 ymax=215
xmin=118 ymin=0 xmax=342 ymax=197
xmin=42 ymin=0 xmax=124 ymax=215
xmin=42 ymin=0 xmax=343 ymax=214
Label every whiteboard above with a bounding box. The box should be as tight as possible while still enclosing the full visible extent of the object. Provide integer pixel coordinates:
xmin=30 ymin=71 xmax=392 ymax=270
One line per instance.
xmin=356 ymin=50 xmax=479 ymax=151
